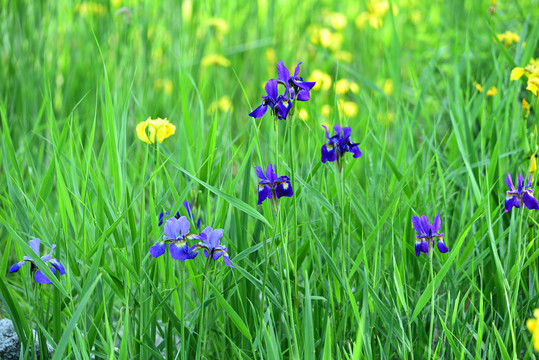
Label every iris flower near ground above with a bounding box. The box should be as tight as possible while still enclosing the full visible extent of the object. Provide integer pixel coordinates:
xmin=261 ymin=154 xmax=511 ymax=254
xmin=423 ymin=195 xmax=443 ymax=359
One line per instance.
xmin=136 ymin=117 xmax=176 ymax=144
xmin=9 ymin=238 xmax=65 ymax=284
xmin=193 ymin=226 xmax=233 ymax=268
xmin=321 ymin=124 xmax=362 ymax=164
xmin=150 ymin=217 xmax=200 ymax=260
xmin=255 ymin=164 xmax=293 ymax=205
xmin=504 ymin=173 xmax=539 ymax=212
xmin=412 ymin=214 xmax=449 ymax=257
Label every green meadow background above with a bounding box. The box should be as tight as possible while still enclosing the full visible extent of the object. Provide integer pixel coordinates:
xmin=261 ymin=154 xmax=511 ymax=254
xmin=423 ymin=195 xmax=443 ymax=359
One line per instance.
xmin=1 ymin=0 xmax=539 ymax=358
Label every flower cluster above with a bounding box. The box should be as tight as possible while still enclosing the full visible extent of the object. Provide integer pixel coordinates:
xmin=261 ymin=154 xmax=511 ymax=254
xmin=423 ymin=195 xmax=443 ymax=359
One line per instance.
xmin=412 ymin=214 xmax=449 ymax=257
xmin=9 ymin=239 xmax=65 ymax=284
xmin=150 ymin=217 xmax=233 ymax=268
xmin=249 ymin=61 xmax=315 ymax=121
xmin=321 ymin=124 xmax=362 ymax=165
xmin=136 ymin=117 xmax=176 ymax=144
xmin=511 ymin=59 xmax=539 ymax=97
xmin=255 ymin=164 xmax=293 ymax=205
xmin=505 ymin=173 xmax=539 ymax=212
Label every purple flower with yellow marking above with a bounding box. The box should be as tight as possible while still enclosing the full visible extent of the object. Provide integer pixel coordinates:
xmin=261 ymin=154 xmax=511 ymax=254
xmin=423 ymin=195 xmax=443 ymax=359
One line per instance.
xmin=150 ymin=216 xmax=200 ymax=260
xmin=249 ymin=79 xmax=292 ymax=120
xmin=321 ymin=124 xmax=362 ymax=164
xmin=412 ymin=214 xmax=448 ymax=257
xmin=505 ymin=173 xmax=539 ymax=212
xmin=255 ymin=164 xmax=293 ymax=205
xmin=193 ymin=226 xmax=233 ymax=268
xmin=9 ymin=238 xmax=65 ymax=284
xmin=276 ymin=60 xmax=316 ymax=102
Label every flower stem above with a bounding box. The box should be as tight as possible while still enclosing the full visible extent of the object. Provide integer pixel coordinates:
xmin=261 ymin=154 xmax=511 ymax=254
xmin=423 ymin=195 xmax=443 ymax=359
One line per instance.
xmin=195 ymin=257 xmax=212 ymax=360
xmin=428 ymin=242 xmax=435 ymax=358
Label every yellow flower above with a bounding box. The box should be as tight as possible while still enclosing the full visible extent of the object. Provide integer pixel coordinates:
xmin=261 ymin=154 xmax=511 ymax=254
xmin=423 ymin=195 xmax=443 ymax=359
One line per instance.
xmin=475 ymin=83 xmax=484 ymax=92
xmin=309 ymin=70 xmax=333 ymax=91
xmin=530 ymin=155 xmax=537 ymax=175
xmin=210 ymin=96 xmax=233 ymax=113
xmin=510 ymin=67 xmax=526 ymax=81
xmin=496 ymin=31 xmax=520 ymax=46
xmin=355 ymin=1 xmax=397 ymax=29
xmin=163 ymin=79 xmax=173 ymax=95
xmin=136 ymin=117 xmax=176 ymax=144
xmin=154 ymin=79 xmax=163 ymax=92
xmin=74 ymin=2 xmax=106 ymax=16
xmin=206 ymin=18 xmax=230 ymax=34
xmin=321 ymin=104 xmax=331 ymax=118
xmin=527 ymin=78 xmax=539 ymax=96
xmin=486 ymin=86 xmax=497 ymax=96
xmin=201 ymin=54 xmax=231 ymax=67
xmin=527 ymin=309 xmax=539 ymax=352
xmin=383 ymin=79 xmax=394 ymax=96
xmin=298 ymin=108 xmax=308 ymax=121
xmin=265 ymin=48 xmax=276 ymax=64
xmin=333 ymin=50 xmax=353 ymax=63
xmin=335 ymin=79 xmax=359 ymax=95
xmin=319 ymin=28 xmax=343 ymax=51
xmin=523 ymin=98 xmax=530 ymax=117
xmin=324 ymin=11 xmax=348 ymax=30
xmin=338 ymin=100 xmax=358 ymax=118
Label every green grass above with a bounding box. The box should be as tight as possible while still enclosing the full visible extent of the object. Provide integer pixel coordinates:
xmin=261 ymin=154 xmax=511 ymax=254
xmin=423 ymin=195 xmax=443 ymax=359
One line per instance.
xmin=1 ymin=0 xmax=539 ymax=358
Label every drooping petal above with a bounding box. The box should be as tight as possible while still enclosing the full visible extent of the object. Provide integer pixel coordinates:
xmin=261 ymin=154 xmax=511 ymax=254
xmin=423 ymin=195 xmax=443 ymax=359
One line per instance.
xmin=296 ymin=89 xmax=310 ymax=101
xmin=169 ymin=241 xmax=195 ymax=261
xmin=9 ymin=260 xmax=25 ymax=273
xmin=150 ymin=241 xmax=167 ymax=257
xmin=208 ymin=229 xmax=224 ymax=249
xmin=274 ymin=99 xmax=292 ymax=120
xmin=294 ymin=80 xmax=316 ymax=91
xmin=321 ymin=144 xmax=337 ymax=163
xmin=505 ymin=196 xmax=520 ymax=212
xmin=506 ymin=173 xmax=515 ymax=190
xmin=274 ymin=177 xmax=293 ymax=199
xmin=29 ymin=238 xmax=41 ymax=255
xmin=349 ymin=144 xmax=362 ymax=158
xmin=50 ymin=259 xmax=65 ymax=275
xmin=414 ymin=241 xmax=422 ymax=256
xmin=437 ymin=239 xmax=449 ymax=253
xmin=40 ymin=244 xmax=56 ymax=263
xmin=156 ymin=122 xmax=176 ymax=143
xmin=222 ymin=252 xmax=234 ymax=268
xmin=212 ymin=251 xmax=223 ymax=260
xmin=257 ymin=183 xmax=272 ymax=205
xmin=421 ymin=240 xmax=429 ymax=255
xmin=255 ymin=166 xmax=267 ymax=180
xmin=510 ymin=67 xmax=526 ymax=81
xmin=249 ymin=103 xmax=268 ymax=118
xmin=34 ymin=267 xmax=56 ymax=284
xmin=163 ymin=218 xmax=182 ymax=240
xmin=523 ymin=191 xmax=539 ymax=210
xmin=136 ymin=120 xmax=152 ymax=144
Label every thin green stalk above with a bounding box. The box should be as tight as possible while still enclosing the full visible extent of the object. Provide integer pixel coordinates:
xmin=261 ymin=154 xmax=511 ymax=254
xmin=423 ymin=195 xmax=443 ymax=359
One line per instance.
xmin=428 ymin=242 xmax=435 ymax=359
xmin=196 ymin=256 xmax=212 ymax=360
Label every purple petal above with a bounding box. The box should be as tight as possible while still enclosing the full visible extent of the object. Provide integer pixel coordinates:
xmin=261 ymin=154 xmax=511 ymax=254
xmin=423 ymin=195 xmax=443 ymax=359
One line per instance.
xmin=350 ymin=144 xmax=362 ymax=158
xmin=293 ymin=62 xmax=302 ymax=77
xmin=296 ymin=89 xmax=310 ymax=101
xmin=322 ymin=125 xmax=331 ymax=140
xmin=517 ymin=173 xmax=524 ymax=193
xmin=196 ymin=218 xmax=201 ymax=230
xmin=265 ymin=78 xmax=279 ymax=100
xmin=35 ymin=267 xmax=56 ymax=284
xmin=333 ymin=124 xmax=342 ymax=137
xmin=275 ymin=100 xmax=292 ymax=120
xmin=40 ymin=244 xmax=56 ymax=263
xmin=249 ymin=103 xmax=268 ymax=118
xmin=169 ymin=241 xmax=196 ymax=261
xmin=527 ymin=174 xmax=534 ymax=188
xmin=212 ymin=251 xmax=223 ymax=260
xmin=277 ymin=61 xmax=290 ymax=83
xmin=163 ymin=218 xmax=181 ymax=240
xmin=50 ymin=259 xmax=65 ymax=275
xmin=257 ymin=183 xmax=272 ymax=205
xmin=199 ymin=226 xmax=213 ymax=242
xmin=321 ymin=144 xmax=337 ymax=163
xmin=158 ymin=211 xmax=165 ymax=226
xmin=266 ymin=164 xmax=277 ymax=183
xmin=183 ymin=201 xmax=193 ymax=220
xmin=432 ymin=214 xmax=441 ymax=233
xmin=342 ymin=127 xmax=352 ymax=139
xmin=421 ymin=240 xmax=429 ymax=255
xmin=412 ymin=216 xmax=423 ymax=234
xmin=506 ymin=173 xmax=515 ymax=191
xmin=505 ymin=196 xmax=520 ymax=212
xmin=29 ymin=238 xmax=40 ymax=255
xmin=208 ymin=229 xmax=224 ymax=249
xmin=414 ymin=241 xmax=422 ymax=256
xmin=255 ymin=166 xmax=266 ymax=180
xmin=177 ymin=216 xmax=191 ymax=237
xmin=9 ymin=261 xmax=25 ymax=273
xmin=274 ymin=177 xmax=293 ymax=199
xmin=523 ymin=191 xmax=539 ymax=209
xmin=222 ymin=252 xmax=234 ymax=268
xmin=295 ymin=80 xmax=316 ymax=91
xmin=437 ymin=239 xmax=449 ymax=253
xmin=420 ymin=215 xmax=429 ymax=233
xmin=150 ymin=241 xmax=167 ymax=257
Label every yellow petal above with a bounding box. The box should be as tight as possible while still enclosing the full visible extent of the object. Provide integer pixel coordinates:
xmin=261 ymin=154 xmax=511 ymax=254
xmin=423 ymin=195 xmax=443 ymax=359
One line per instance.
xmin=531 ymin=155 xmax=537 ymax=175
xmin=523 ymin=98 xmax=530 ymax=117
xmin=527 ymin=78 xmax=539 ymax=96
xmin=136 ymin=120 xmax=152 ymax=144
xmin=475 ymin=83 xmax=483 ymax=92
xmin=486 ymin=86 xmax=497 ymax=96
xmin=510 ymin=67 xmax=526 ymax=81
xmin=527 ymin=318 xmax=538 ymax=333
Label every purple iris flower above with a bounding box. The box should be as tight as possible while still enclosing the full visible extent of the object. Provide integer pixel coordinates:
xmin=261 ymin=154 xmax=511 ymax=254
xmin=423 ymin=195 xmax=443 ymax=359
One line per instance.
xmin=9 ymin=238 xmax=65 ymax=284
xmin=193 ymin=226 xmax=233 ymax=268
xmin=158 ymin=209 xmax=181 ymax=226
xmin=255 ymin=164 xmax=293 ymax=205
xmin=183 ymin=201 xmax=201 ymax=230
xmin=249 ymin=79 xmax=293 ymax=120
xmin=276 ymin=60 xmax=316 ymax=101
xmin=505 ymin=173 xmax=539 ymax=212
xmin=321 ymin=124 xmax=362 ymax=164
xmin=412 ymin=214 xmax=449 ymax=257
xmin=150 ymin=216 xmax=200 ymax=261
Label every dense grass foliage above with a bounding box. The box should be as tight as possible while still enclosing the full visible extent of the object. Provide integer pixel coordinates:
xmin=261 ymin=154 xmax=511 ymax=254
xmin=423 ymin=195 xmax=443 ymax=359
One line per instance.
xmin=2 ymin=0 xmax=539 ymax=358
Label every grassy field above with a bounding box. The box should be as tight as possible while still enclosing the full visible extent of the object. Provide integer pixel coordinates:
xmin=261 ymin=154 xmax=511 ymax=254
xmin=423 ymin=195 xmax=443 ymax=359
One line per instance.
xmin=2 ymin=0 xmax=539 ymax=358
